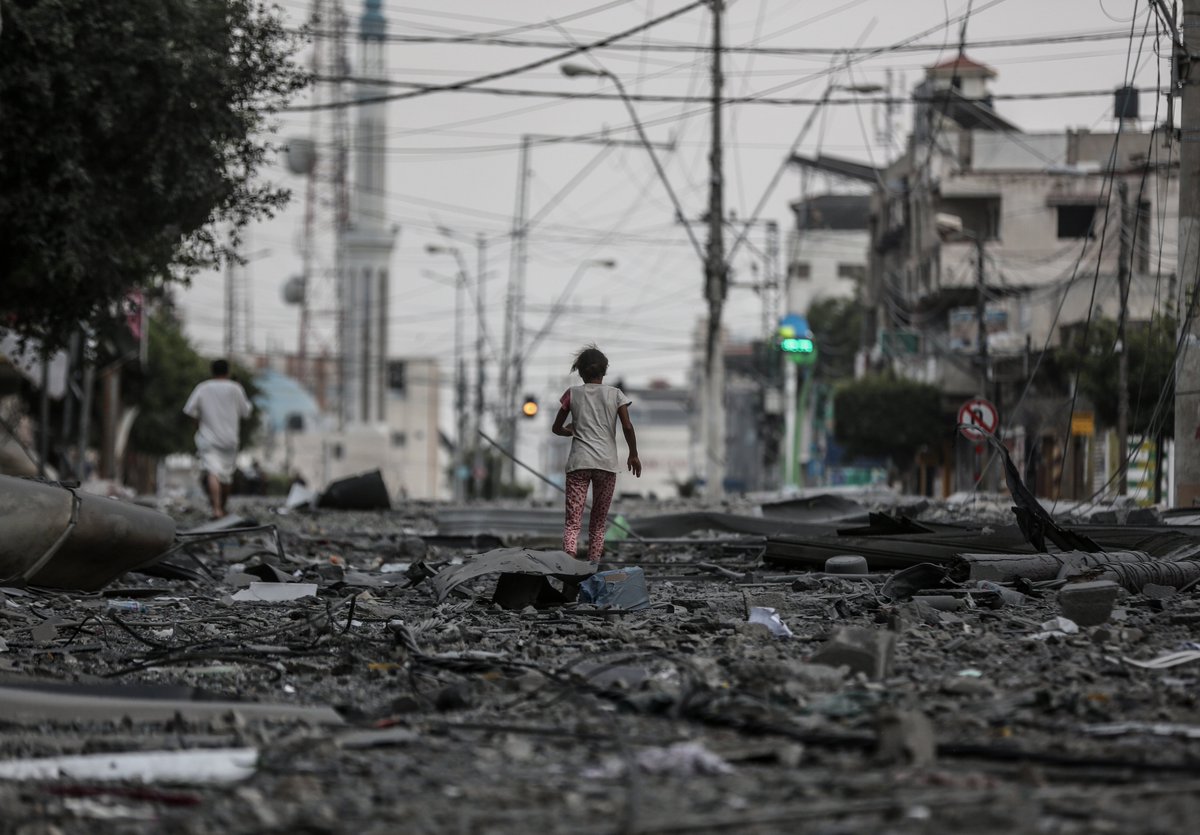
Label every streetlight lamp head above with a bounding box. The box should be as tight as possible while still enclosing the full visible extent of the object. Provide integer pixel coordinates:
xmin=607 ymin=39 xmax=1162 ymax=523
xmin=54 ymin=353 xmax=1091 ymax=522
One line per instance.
xmin=561 ymin=63 xmax=604 ymax=79
xmin=596 ymin=259 xmax=617 ymax=268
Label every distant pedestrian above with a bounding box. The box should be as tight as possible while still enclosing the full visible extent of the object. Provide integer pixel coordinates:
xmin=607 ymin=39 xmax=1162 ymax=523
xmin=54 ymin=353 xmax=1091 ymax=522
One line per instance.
xmin=183 ymin=359 xmax=252 ymax=518
xmin=552 ymin=345 xmax=641 ymax=562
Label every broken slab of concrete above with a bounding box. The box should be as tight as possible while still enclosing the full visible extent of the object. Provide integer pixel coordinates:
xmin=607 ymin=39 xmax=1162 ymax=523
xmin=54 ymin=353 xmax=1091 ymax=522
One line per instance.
xmin=0 ymin=679 xmax=344 ymax=725
xmin=0 ymin=748 xmax=259 ymax=784
xmin=1057 ymin=580 xmax=1121 ymax=627
xmin=317 ymin=469 xmax=391 ymax=511
xmin=809 ymin=627 xmax=896 ymax=680
xmin=431 ymin=548 xmax=594 ymax=602
xmin=876 ymin=709 xmax=936 ymax=766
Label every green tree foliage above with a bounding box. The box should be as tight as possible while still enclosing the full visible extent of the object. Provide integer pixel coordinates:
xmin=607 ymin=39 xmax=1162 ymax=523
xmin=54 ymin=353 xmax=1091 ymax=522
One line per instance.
xmin=1052 ymin=316 xmax=1177 ymax=438
xmin=0 ymin=0 xmax=307 ymax=349
xmin=834 ymin=374 xmax=945 ymax=470
xmin=806 ymin=297 xmax=863 ymax=381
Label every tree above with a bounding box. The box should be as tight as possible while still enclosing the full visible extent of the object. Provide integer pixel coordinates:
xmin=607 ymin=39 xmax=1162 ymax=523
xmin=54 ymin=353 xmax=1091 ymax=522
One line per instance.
xmin=806 ymin=297 xmax=863 ymax=382
xmin=1052 ymin=316 xmax=1177 ymax=438
xmin=0 ymin=0 xmax=307 ymax=349
xmin=834 ymin=374 xmax=945 ymax=479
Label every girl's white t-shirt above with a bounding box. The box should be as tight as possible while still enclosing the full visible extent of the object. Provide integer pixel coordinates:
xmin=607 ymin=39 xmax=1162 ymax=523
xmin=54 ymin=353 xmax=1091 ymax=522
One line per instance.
xmin=560 ymin=383 xmax=632 ymax=473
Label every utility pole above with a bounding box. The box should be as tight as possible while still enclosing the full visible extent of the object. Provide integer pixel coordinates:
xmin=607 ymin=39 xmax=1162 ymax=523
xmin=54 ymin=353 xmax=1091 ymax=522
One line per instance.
xmin=224 ymin=242 xmax=236 ymax=359
xmin=1117 ymin=179 xmax=1133 ymax=497
xmin=500 ymin=134 xmax=531 ymax=484
xmin=1176 ymin=0 xmax=1200 ymax=507
xmin=975 ymin=237 xmax=989 ymax=399
xmin=703 ymin=0 xmax=727 ymax=499
xmin=473 ymin=233 xmax=488 ymax=498
xmin=974 ymin=236 xmax=991 ymax=490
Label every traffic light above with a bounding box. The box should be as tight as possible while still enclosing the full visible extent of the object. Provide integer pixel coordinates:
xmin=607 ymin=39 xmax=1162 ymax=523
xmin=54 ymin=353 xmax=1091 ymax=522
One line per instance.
xmin=777 ymin=313 xmax=817 ymax=366
xmin=521 ymin=394 xmax=539 ymax=418
xmin=780 ymin=336 xmax=815 ymax=354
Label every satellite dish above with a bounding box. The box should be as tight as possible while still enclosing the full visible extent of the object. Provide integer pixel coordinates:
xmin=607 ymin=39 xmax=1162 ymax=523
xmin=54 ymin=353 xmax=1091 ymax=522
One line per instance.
xmin=282 ymin=275 xmax=306 ymax=305
xmin=285 ymin=138 xmax=316 ymax=176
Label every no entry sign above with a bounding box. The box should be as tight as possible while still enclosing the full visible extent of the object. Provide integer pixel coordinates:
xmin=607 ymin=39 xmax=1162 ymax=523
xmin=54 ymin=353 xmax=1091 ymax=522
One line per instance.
xmin=958 ymin=397 xmax=998 ymax=441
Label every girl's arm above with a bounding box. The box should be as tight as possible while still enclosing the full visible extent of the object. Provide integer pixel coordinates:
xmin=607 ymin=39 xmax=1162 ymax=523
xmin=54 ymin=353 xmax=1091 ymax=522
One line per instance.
xmin=552 ymin=407 xmax=574 ymax=436
xmin=617 ymin=404 xmax=641 ymax=477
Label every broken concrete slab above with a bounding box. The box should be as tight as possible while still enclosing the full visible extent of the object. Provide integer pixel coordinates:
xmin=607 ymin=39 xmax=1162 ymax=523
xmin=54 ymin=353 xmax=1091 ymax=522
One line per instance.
xmin=809 ymin=627 xmax=896 ymax=680
xmin=317 ymin=469 xmax=391 ymax=511
xmin=0 ymin=748 xmax=258 ymax=784
xmin=231 ymin=582 xmax=318 ymax=603
xmin=0 ymin=680 xmax=344 ymax=725
xmin=1058 ymin=580 xmax=1121 ymax=627
xmin=431 ymin=548 xmax=594 ymax=602
xmin=876 ymin=709 xmax=936 ymax=766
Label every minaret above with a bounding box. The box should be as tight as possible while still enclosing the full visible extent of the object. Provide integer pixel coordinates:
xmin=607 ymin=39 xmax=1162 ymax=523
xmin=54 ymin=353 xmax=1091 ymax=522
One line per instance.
xmin=339 ymin=0 xmax=398 ymax=425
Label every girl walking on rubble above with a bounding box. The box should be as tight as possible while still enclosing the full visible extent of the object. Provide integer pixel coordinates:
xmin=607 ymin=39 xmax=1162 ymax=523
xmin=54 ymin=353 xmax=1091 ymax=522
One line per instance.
xmin=552 ymin=345 xmax=641 ymax=562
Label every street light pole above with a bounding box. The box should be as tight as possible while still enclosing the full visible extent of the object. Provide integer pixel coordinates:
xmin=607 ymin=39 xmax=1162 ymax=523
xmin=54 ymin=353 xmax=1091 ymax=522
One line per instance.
xmin=474 ymin=233 xmax=487 ymax=499
xmin=426 ymin=243 xmax=470 ymax=501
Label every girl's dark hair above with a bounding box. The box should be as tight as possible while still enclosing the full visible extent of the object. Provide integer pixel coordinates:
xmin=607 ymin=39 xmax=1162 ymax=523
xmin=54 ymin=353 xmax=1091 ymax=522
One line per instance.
xmin=571 ymin=345 xmax=608 ymax=380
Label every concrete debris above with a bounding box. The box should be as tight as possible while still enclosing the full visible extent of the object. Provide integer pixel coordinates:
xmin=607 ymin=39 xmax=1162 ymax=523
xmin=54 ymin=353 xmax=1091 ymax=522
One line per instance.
xmin=0 ymin=748 xmax=258 ymax=784
xmin=0 ymin=492 xmax=1197 ymax=832
xmin=876 ymin=709 xmax=937 ymax=767
xmin=317 ymin=470 xmax=391 ymax=511
xmin=0 ymin=680 xmax=344 ymax=725
xmin=230 ymin=582 xmax=318 ymax=603
xmin=584 ymin=742 xmax=734 ymax=779
xmin=1057 ymin=580 xmax=1121 ymax=626
xmin=809 ymin=627 xmax=896 ymax=680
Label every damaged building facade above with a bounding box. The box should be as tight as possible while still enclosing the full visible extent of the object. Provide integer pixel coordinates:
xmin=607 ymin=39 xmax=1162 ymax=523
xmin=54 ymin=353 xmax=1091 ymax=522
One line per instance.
xmin=823 ymin=56 xmax=1179 ymax=499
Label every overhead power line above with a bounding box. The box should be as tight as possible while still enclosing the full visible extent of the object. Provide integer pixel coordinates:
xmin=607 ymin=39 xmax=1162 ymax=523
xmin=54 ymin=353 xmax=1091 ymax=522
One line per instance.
xmin=312 ymin=77 xmax=1168 ymax=107
xmin=287 ymin=0 xmax=707 ymax=113
xmin=298 ymin=27 xmax=1134 ymax=55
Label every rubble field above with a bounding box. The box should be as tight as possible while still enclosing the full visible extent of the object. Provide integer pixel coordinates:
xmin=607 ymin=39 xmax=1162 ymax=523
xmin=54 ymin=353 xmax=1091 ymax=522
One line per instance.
xmin=3 ymin=494 xmax=1200 ymax=834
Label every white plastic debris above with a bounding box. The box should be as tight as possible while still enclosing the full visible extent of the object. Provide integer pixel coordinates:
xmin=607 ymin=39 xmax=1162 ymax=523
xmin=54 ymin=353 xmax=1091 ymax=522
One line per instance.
xmin=1029 ymin=616 xmax=1079 ymax=640
xmin=583 ymin=742 xmax=734 ymax=779
xmin=284 ymin=482 xmax=317 ymax=510
xmin=1122 ymin=650 xmax=1200 ymax=669
xmin=748 ymin=606 xmax=794 ymax=638
xmin=1084 ymin=721 xmax=1200 ymax=739
xmin=231 ymin=583 xmax=318 ymax=603
xmin=0 ymin=747 xmax=258 ymax=784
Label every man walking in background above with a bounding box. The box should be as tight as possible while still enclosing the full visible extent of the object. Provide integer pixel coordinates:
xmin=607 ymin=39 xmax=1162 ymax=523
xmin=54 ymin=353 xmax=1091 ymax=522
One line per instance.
xmin=184 ymin=359 xmax=252 ymax=518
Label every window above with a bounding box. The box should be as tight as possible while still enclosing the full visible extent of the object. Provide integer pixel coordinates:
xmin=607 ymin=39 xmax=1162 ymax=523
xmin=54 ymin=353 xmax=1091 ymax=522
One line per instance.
xmin=789 ymin=261 xmax=811 ymax=280
xmin=387 ymin=360 xmax=406 ymax=393
xmin=1057 ymin=205 xmax=1097 ymax=239
xmin=836 ymin=263 xmax=866 ymax=282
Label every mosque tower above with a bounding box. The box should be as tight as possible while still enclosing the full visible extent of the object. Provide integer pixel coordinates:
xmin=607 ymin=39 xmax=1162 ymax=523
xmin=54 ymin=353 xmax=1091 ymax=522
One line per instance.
xmin=339 ymin=0 xmax=398 ymax=425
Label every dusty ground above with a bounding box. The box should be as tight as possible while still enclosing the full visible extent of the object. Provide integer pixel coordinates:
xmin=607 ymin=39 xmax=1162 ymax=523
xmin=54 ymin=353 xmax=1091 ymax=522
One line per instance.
xmin=2 ymin=495 xmax=1200 ymax=834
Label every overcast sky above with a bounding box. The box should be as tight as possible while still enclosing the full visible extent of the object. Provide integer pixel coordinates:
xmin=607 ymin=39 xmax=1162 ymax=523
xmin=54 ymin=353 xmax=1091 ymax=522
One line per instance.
xmin=178 ymin=0 xmax=1166 ymax=407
